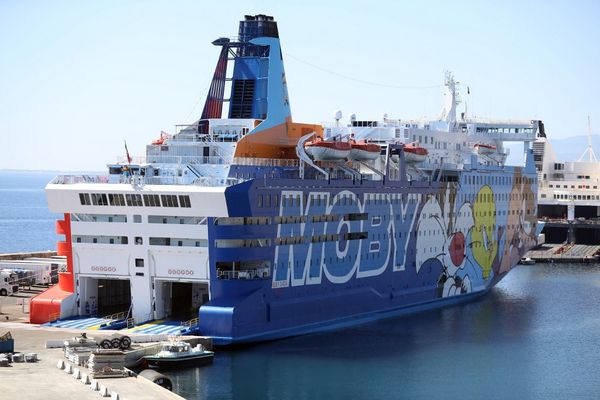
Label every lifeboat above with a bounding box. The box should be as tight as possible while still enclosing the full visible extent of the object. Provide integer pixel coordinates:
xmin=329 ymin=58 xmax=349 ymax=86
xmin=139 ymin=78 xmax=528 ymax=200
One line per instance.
xmin=304 ymin=137 xmax=352 ymax=161
xmin=151 ymin=131 xmax=169 ymax=145
xmin=348 ymin=139 xmax=380 ymax=161
xmin=474 ymin=143 xmax=497 ymax=155
xmin=404 ymin=144 xmax=428 ymax=163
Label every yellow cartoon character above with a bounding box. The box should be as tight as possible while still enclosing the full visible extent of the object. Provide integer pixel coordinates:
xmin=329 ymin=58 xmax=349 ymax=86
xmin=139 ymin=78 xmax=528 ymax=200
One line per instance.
xmin=472 ymin=186 xmax=497 ymax=278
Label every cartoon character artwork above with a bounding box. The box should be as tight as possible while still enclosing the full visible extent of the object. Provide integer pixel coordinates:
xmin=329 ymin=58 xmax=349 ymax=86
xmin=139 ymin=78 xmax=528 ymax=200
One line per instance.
xmin=472 ymin=185 xmax=498 ymax=279
xmin=414 ymin=188 xmax=475 ymax=297
xmin=496 ymin=174 xmax=538 ymax=275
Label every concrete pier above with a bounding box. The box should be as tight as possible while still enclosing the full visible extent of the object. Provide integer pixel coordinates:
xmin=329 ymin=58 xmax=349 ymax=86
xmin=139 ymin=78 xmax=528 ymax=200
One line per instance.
xmin=0 ymin=323 xmax=188 ymax=399
xmin=526 ymin=243 xmax=600 ymax=263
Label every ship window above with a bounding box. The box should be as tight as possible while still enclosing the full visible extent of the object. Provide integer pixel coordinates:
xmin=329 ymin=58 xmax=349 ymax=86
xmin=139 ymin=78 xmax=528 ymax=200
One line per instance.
xmin=126 ymin=194 xmax=143 ymax=207
xmin=143 ymin=194 xmax=161 ymax=207
xmin=258 ymin=195 xmax=263 ymax=208
xmin=91 ymin=193 xmax=108 ymax=206
xmin=344 ymin=232 xmax=368 ymax=240
xmin=344 ymin=213 xmax=368 ymax=221
xmin=79 ymin=193 xmax=91 ymax=205
xmin=160 ymin=195 xmax=179 ymax=207
xmin=135 ymin=258 xmax=144 ymax=268
xmin=135 ymin=237 xmax=143 ymax=245
xmin=109 ymin=193 xmax=126 ymax=206
xmin=178 ymin=195 xmax=191 ymax=208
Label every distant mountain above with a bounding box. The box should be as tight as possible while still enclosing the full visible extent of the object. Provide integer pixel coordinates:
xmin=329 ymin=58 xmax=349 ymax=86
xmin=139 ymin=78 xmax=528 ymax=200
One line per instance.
xmin=546 ymin=135 xmax=600 ymax=162
xmin=503 ymin=135 xmax=600 ymax=166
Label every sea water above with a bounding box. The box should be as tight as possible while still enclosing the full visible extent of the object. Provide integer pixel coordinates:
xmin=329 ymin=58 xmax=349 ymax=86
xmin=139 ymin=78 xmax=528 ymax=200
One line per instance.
xmin=167 ymin=263 xmax=600 ymax=400
xmin=2 ymin=170 xmax=599 ymax=399
xmin=0 ymin=170 xmax=59 ymax=253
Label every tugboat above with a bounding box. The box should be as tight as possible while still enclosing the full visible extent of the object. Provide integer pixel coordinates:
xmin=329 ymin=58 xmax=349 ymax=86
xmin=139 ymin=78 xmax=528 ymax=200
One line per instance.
xmin=144 ymin=336 xmax=214 ymax=370
xmin=304 ymin=136 xmax=352 ymax=161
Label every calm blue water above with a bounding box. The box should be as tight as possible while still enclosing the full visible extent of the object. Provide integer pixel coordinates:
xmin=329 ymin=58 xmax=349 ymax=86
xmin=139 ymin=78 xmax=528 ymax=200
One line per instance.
xmin=0 ymin=170 xmax=59 ymax=253
xmin=1 ymin=171 xmax=599 ymax=399
xmin=169 ymin=265 xmax=600 ymax=400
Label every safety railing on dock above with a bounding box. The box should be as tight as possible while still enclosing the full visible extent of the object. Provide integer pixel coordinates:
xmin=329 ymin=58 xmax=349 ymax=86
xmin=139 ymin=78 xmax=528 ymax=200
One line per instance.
xmin=181 ymin=317 xmax=199 ymax=329
xmin=102 ymin=311 xmax=127 ymax=322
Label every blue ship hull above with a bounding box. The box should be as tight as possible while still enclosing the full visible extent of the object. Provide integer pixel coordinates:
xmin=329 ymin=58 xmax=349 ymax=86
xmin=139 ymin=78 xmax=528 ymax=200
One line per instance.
xmin=199 ymin=161 xmax=539 ymax=344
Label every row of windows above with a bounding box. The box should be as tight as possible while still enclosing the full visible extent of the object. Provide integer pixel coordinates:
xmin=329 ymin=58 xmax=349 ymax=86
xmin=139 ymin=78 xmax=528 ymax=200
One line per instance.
xmin=549 ymin=184 xmax=598 ymax=189
xmin=276 ymin=231 xmax=368 ymax=246
xmin=258 ymin=193 xmax=424 ymax=209
xmin=73 ymin=235 xmax=207 ymax=247
xmin=214 ymin=239 xmax=271 ymax=248
xmin=465 ymin=175 xmax=532 ymax=186
xmin=71 ymin=214 xmax=207 ymax=225
xmin=552 ymin=194 xmax=600 ymax=201
xmin=78 ymin=193 xmax=191 ymax=208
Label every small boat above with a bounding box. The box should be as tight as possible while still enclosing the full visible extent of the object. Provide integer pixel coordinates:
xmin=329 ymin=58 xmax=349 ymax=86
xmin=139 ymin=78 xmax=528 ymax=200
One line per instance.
xmin=304 ymin=137 xmax=352 ymax=161
xmin=348 ymin=139 xmax=380 ymax=161
xmin=519 ymin=257 xmax=535 ymax=265
xmin=404 ymin=144 xmax=428 ymax=163
xmin=474 ymin=143 xmax=497 ymax=155
xmin=144 ymin=337 xmax=214 ymax=370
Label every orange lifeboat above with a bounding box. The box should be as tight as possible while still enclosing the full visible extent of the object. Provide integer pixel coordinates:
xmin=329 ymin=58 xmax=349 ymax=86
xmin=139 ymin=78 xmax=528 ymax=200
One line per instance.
xmin=304 ymin=137 xmax=352 ymax=161
xmin=151 ymin=131 xmax=169 ymax=145
xmin=348 ymin=139 xmax=380 ymax=161
xmin=404 ymin=144 xmax=428 ymax=163
xmin=474 ymin=143 xmax=497 ymax=155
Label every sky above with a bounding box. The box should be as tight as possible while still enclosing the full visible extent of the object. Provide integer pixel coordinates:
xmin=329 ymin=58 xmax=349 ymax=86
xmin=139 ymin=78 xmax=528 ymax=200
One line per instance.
xmin=1 ymin=0 xmax=599 ymax=171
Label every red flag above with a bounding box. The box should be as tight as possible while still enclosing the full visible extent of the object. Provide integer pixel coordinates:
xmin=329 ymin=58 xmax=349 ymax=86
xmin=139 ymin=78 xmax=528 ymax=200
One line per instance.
xmin=124 ymin=140 xmax=132 ymax=164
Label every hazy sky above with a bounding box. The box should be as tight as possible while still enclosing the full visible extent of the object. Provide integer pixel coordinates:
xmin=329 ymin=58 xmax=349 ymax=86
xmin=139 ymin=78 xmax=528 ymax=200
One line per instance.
xmin=1 ymin=0 xmax=599 ymax=171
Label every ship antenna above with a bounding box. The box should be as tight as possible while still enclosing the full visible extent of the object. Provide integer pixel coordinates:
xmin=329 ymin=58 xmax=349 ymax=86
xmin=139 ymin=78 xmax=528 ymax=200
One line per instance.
xmin=578 ymin=116 xmax=597 ymax=162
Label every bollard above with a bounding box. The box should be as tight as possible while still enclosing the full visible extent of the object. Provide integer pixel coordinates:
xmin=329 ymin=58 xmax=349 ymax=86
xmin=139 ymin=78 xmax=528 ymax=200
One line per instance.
xmin=72 ymin=368 xmax=81 ymax=379
xmin=81 ymin=373 xmax=91 ymax=385
xmin=99 ymin=385 xmax=110 ymax=397
xmin=57 ymin=359 xmax=65 ymax=369
xmin=65 ymin=364 xmax=73 ymax=374
xmin=110 ymin=392 xmax=120 ymax=400
xmin=90 ymin=379 xmax=100 ymax=391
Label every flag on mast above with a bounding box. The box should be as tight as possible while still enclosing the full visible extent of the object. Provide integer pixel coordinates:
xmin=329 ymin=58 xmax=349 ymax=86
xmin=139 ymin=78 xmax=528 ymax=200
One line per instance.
xmin=124 ymin=140 xmax=132 ymax=164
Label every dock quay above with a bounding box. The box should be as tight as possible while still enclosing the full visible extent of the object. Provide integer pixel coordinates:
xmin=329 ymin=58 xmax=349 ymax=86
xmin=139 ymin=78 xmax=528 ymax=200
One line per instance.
xmin=525 ymin=244 xmax=600 ymax=263
xmin=0 ymin=322 xmax=210 ymax=399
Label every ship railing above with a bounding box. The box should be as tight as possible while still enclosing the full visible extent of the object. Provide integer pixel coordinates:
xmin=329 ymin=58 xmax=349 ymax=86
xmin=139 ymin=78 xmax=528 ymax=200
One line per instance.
xmin=217 ymin=267 xmax=270 ymax=280
xmin=233 ymin=157 xmax=300 ymax=167
xmin=116 ymin=155 xmax=231 ymax=165
xmin=51 ymin=175 xmax=110 ymax=184
xmin=126 ymin=317 xmax=135 ymax=329
xmin=192 ymin=177 xmax=247 ymax=187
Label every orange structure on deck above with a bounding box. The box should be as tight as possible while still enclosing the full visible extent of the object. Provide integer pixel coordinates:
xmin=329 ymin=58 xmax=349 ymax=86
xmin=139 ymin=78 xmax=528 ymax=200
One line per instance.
xmin=29 ymin=213 xmax=75 ymax=324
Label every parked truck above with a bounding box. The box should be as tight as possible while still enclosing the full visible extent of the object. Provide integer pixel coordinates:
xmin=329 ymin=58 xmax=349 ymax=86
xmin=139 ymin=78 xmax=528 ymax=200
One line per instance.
xmin=0 ymin=271 xmax=19 ymax=296
xmin=0 ymin=261 xmax=57 ymax=285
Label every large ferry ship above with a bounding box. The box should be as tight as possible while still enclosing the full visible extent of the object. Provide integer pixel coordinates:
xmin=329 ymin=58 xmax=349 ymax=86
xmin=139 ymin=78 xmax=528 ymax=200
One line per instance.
xmin=534 ymin=118 xmax=600 ymax=244
xmin=31 ymin=15 xmax=542 ymax=344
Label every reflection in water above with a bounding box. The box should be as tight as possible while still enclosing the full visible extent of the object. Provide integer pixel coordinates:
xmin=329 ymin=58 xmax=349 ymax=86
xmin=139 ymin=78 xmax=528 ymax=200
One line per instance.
xmin=168 ymin=264 xmax=600 ymax=400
